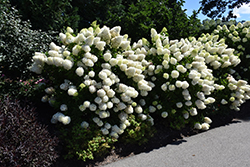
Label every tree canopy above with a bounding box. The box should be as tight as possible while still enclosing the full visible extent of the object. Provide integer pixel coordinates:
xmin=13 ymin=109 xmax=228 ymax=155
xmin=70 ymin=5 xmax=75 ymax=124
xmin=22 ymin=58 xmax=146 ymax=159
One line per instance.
xmin=9 ymin=0 xmax=201 ymax=41
xmin=200 ymin=0 xmax=250 ymax=20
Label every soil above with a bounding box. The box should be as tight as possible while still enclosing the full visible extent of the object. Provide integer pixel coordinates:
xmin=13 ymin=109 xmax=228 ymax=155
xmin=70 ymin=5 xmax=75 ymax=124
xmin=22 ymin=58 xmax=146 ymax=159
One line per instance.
xmin=34 ymin=100 xmax=250 ymax=167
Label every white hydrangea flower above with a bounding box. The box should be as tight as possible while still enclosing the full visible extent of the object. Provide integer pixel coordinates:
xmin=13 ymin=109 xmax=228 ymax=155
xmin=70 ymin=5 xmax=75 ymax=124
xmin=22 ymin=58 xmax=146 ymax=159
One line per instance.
xmin=221 ymin=99 xmax=228 ymax=105
xmin=182 ymin=89 xmax=189 ymax=96
xmin=169 ymin=85 xmax=176 ymax=91
xmin=111 ymin=36 xmax=123 ymax=48
xmin=176 ymin=65 xmax=187 ymax=73
xmin=106 ymin=101 xmax=113 ymax=109
xmin=68 ymin=88 xmax=78 ymax=96
xmin=93 ymin=117 xmax=100 ymax=123
xmin=197 ymin=92 xmax=205 ymax=100
xmin=161 ymin=83 xmax=168 ymax=91
xmin=60 ymin=83 xmax=69 ymax=90
xmin=48 ymin=50 xmax=60 ymax=57
xmin=170 ymin=57 xmax=177 ymax=65
xmin=97 ymin=89 xmax=106 ymax=97
xmin=138 ymin=114 xmax=147 ymax=121
xmin=88 ymin=85 xmax=96 ymax=94
xmin=157 ymin=104 xmax=162 ymax=110
xmin=112 ymin=125 xmax=123 ymax=134
xmin=111 ymin=97 xmax=120 ymax=104
xmin=105 ymin=89 xmax=115 ymax=98
xmin=104 ymin=123 xmax=112 ymax=129
xmin=89 ymin=103 xmax=97 ymax=111
xmin=201 ymin=123 xmax=210 ymax=130
xmin=149 ymin=106 xmax=157 ymax=113
xmin=81 ymin=121 xmax=89 ymax=128
xmin=204 ymin=117 xmax=212 ymax=124
xmin=161 ymin=111 xmax=168 ymax=118
xmin=75 ymin=67 xmax=84 ymax=77
xmin=99 ymin=111 xmax=108 ymax=118
xmin=45 ymin=87 xmax=55 ymax=94
xmin=62 ymin=59 xmax=74 ymax=70
xmin=101 ymin=128 xmax=109 ymax=135
xmin=110 ymin=131 xmax=119 ymax=139
xmin=95 ymin=41 xmax=106 ymax=51
xmin=99 ymin=103 xmax=108 ymax=111
xmin=189 ymin=107 xmax=197 ymax=116
xmin=194 ymin=123 xmax=202 ymax=129
xmin=183 ymin=112 xmax=189 ymax=119
xmin=60 ymin=116 xmax=71 ymax=125
xmin=72 ymin=45 xmax=82 ymax=56
xmin=97 ymin=121 xmax=104 ymax=127
xmin=171 ymin=70 xmax=179 ymax=78
xmin=102 ymin=78 xmax=112 ymax=86
xmin=60 ymin=104 xmax=68 ymax=111
xmin=175 ymin=80 xmax=183 ymax=88
xmin=185 ymin=101 xmax=192 ymax=106
xmin=184 ymin=95 xmax=192 ymax=101
xmin=117 ymin=102 xmax=127 ymax=110
xmin=79 ymin=105 xmax=86 ymax=111
xmin=195 ymin=100 xmax=206 ymax=109
xmin=121 ymin=93 xmax=131 ymax=102
xmin=85 ymin=35 xmax=94 ymax=46
xmin=176 ymin=102 xmax=183 ymax=108
xmin=102 ymin=95 xmax=109 ymax=103
xmin=118 ymin=112 xmax=128 ymax=122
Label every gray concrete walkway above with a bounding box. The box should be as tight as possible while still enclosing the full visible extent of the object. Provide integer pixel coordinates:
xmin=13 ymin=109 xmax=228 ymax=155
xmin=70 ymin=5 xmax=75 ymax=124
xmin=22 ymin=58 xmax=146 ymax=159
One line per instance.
xmin=103 ymin=118 xmax=250 ymax=167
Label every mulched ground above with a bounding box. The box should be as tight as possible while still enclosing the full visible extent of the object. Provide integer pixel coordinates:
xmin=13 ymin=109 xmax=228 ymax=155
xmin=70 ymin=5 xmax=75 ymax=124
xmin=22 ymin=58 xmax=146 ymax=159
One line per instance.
xmin=35 ymin=100 xmax=250 ymax=167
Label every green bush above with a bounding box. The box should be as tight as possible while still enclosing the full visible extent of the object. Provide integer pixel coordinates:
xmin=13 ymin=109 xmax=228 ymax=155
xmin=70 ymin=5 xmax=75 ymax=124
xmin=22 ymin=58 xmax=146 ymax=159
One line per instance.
xmin=0 ymin=74 xmax=47 ymax=101
xmin=0 ymin=0 xmax=58 ymax=80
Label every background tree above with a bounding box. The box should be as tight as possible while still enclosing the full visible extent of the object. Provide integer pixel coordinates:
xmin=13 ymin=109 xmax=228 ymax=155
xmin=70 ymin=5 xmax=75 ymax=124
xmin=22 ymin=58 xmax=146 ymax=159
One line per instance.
xmin=10 ymin=0 xmax=80 ymax=31
xmin=200 ymin=0 xmax=250 ymax=21
xmin=71 ymin=0 xmax=128 ymax=30
xmin=102 ymin=0 xmax=201 ymax=42
xmin=10 ymin=0 xmax=201 ymax=41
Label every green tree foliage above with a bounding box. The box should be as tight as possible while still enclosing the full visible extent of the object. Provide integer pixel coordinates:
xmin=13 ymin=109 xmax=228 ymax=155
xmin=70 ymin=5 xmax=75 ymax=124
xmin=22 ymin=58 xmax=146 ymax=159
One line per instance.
xmin=71 ymin=0 xmax=128 ymax=30
xmin=101 ymin=0 xmax=201 ymax=41
xmin=10 ymin=0 xmax=201 ymax=42
xmin=200 ymin=0 xmax=250 ymax=21
xmin=10 ymin=0 xmax=80 ymax=31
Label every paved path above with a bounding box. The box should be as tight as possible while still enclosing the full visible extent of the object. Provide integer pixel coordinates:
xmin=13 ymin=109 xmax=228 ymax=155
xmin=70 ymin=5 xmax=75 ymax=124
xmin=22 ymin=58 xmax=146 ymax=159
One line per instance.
xmin=103 ymin=118 xmax=250 ymax=167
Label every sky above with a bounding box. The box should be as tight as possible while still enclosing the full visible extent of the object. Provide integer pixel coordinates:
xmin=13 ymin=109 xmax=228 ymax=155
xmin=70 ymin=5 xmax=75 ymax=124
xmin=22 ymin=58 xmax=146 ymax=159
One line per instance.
xmin=183 ymin=0 xmax=250 ymax=22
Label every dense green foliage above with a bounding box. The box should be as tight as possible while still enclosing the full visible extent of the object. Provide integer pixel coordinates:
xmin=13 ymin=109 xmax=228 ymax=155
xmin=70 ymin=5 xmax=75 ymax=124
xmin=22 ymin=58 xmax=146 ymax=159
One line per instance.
xmin=0 ymin=96 xmax=58 ymax=166
xmin=10 ymin=0 xmax=201 ymax=42
xmin=200 ymin=0 xmax=249 ymax=20
xmin=10 ymin=0 xmax=79 ymax=31
xmin=102 ymin=0 xmax=201 ymax=42
xmin=0 ymin=0 xmax=58 ymax=80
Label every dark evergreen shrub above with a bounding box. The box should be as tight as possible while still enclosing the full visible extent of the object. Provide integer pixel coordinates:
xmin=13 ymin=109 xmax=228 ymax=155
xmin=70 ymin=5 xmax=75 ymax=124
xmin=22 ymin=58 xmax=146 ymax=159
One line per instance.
xmin=0 ymin=0 xmax=58 ymax=80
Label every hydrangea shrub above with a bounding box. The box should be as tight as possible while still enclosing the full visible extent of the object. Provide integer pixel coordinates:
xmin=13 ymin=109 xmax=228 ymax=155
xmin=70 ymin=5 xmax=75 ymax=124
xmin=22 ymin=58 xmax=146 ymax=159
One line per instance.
xmin=30 ymin=23 xmax=250 ymax=161
xmin=199 ymin=19 xmax=250 ymax=81
xmin=130 ymin=28 xmax=249 ymax=130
